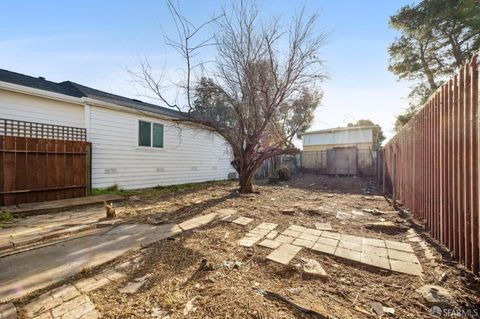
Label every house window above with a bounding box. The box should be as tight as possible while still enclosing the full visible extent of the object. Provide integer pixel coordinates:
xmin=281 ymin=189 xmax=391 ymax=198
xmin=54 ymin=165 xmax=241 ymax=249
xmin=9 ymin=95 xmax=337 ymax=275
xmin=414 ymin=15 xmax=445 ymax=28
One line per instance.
xmin=138 ymin=120 xmax=164 ymax=148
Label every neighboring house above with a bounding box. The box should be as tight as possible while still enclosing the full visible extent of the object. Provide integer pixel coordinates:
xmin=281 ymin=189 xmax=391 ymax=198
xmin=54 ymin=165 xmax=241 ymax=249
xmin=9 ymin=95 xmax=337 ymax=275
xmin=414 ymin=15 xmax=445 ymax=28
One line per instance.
xmin=0 ymin=69 xmax=233 ymax=194
xmin=302 ymin=126 xmax=375 ymax=175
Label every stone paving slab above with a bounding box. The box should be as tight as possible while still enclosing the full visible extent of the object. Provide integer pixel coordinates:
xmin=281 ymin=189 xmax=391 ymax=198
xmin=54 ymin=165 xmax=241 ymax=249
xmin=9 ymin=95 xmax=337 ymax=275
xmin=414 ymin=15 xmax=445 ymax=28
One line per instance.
xmin=275 ymin=235 xmax=295 ymax=244
xmin=74 ymin=277 xmax=110 ymax=293
xmin=239 ymin=235 xmax=263 ymax=247
xmin=50 ymin=285 xmax=81 ymax=302
xmin=265 ymin=231 xmax=278 ymax=240
xmin=266 ymin=244 xmax=302 ymax=265
xmin=314 ymin=222 xmax=333 ymax=231
xmin=360 ymin=253 xmax=390 ymax=270
xmin=179 ymin=213 xmax=221 ymax=231
xmin=23 ymin=268 xmax=126 ymax=319
xmin=385 ymin=240 xmax=415 ymax=253
xmin=51 ymin=295 xmax=90 ymax=318
xmin=321 ymin=231 xmax=341 ymax=240
xmin=311 ymin=242 xmax=336 ymax=254
xmin=340 ymin=234 xmax=363 ymax=245
xmin=118 ymin=280 xmax=146 ymax=294
xmin=388 ymin=249 xmax=420 ymax=264
xmin=338 ymin=240 xmax=362 ymax=252
xmin=258 ymin=239 xmax=282 ymax=249
xmin=232 ymin=217 xmax=254 ymax=226
xmin=316 ymin=237 xmax=339 ymax=247
xmin=256 ymin=222 xmax=277 ymax=230
xmin=335 ymin=247 xmax=362 ymax=262
xmin=220 ymin=215 xmax=237 ymax=222
xmin=297 ymin=232 xmax=319 ymax=242
xmin=24 ymin=294 xmax=63 ymax=318
xmin=303 ymin=228 xmax=323 ymax=237
xmin=238 ymin=222 xmax=278 ymax=247
xmin=292 ymin=238 xmax=315 ymax=248
xmin=362 ymin=237 xmax=386 ymax=248
xmin=389 ymin=259 xmax=423 ymax=276
xmin=362 ymin=245 xmax=388 ymax=258
xmin=282 ymin=229 xmax=302 ymax=237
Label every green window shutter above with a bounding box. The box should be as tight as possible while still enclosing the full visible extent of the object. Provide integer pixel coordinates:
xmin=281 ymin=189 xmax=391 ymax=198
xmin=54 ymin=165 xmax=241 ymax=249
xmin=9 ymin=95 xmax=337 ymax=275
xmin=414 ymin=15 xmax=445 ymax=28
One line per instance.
xmin=139 ymin=121 xmax=151 ymax=146
xmin=152 ymin=123 xmax=164 ymax=148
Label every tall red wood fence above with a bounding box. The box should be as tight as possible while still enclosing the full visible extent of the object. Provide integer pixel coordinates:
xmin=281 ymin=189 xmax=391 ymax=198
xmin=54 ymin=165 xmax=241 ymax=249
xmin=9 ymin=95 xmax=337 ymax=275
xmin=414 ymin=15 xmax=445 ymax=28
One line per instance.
xmin=0 ymin=118 xmax=91 ymax=206
xmin=384 ymin=54 xmax=479 ymax=274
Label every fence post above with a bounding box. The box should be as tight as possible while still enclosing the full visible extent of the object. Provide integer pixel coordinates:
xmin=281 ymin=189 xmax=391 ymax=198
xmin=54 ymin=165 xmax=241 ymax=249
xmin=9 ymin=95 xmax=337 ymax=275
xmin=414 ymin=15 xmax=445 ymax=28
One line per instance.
xmin=392 ymin=151 xmax=397 ymax=208
xmin=86 ymin=143 xmax=92 ymax=196
xmin=382 ymin=149 xmax=386 ymax=194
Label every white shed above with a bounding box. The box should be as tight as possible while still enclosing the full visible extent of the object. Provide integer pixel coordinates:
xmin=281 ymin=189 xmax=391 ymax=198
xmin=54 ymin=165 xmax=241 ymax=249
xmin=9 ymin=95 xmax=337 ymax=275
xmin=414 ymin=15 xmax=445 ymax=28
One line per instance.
xmin=302 ymin=126 xmax=374 ymax=152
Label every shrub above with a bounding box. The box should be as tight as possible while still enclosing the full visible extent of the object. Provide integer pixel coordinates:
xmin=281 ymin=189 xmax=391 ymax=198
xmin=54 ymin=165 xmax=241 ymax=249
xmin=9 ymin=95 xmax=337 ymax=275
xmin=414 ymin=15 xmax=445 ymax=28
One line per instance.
xmin=277 ymin=166 xmax=291 ymax=181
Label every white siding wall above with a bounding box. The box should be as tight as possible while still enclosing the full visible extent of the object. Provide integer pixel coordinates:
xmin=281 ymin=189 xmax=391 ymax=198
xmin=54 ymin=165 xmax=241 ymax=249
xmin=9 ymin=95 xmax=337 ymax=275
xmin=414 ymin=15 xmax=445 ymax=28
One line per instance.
xmin=89 ymin=106 xmax=233 ymax=189
xmin=0 ymin=90 xmax=84 ymax=127
xmin=303 ymin=128 xmax=373 ymax=146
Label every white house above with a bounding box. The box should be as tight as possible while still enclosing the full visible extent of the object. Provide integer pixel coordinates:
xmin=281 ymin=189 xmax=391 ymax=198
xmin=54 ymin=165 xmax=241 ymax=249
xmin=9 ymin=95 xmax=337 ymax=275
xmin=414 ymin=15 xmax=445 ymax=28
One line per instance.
xmin=0 ymin=69 xmax=233 ymax=190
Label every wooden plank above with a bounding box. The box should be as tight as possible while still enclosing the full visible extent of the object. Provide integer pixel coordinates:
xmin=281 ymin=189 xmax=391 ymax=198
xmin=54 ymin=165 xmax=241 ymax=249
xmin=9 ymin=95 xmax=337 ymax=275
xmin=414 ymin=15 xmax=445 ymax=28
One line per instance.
xmin=26 ymin=136 xmax=38 ymax=203
xmin=453 ymin=74 xmax=459 ymax=258
xmin=1 ymin=194 xmax=123 ymax=216
xmin=448 ymin=80 xmax=454 ymax=251
xmin=64 ymin=140 xmax=74 ymax=199
xmin=36 ymin=138 xmax=47 ymax=203
xmin=459 ymin=66 xmax=466 ymax=263
xmin=15 ymin=137 xmax=27 ymax=205
xmin=464 ymin=62 xmax=472 ymax=267
xmin=46 ymin=139 xmax=56 ymax=201
xmin=471 ymin=56 xmax=479 ymax=274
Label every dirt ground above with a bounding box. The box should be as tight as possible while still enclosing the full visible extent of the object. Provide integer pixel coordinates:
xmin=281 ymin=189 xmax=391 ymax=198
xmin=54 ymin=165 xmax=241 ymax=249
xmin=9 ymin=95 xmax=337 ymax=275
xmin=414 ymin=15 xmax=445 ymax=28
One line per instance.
xmin=83 ymin=174 xmax=480 ymax=318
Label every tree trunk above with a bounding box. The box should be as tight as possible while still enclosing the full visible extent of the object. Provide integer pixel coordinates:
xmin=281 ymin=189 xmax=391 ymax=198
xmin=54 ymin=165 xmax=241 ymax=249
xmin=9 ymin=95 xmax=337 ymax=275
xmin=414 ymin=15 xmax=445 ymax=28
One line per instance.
xmin=448 ymin=34 xmax=464 ymax=67
xmin=238 ymin=170 xmax=254 ymax=193
xmin=419 ymin=44 xmax=437 ymax=91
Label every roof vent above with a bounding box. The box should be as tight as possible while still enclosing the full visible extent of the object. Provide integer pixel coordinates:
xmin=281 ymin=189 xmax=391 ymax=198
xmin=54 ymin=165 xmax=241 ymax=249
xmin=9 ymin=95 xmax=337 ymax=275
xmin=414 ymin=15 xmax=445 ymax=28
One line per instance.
xmin=38 ymin=76 xmax=46 ymax=80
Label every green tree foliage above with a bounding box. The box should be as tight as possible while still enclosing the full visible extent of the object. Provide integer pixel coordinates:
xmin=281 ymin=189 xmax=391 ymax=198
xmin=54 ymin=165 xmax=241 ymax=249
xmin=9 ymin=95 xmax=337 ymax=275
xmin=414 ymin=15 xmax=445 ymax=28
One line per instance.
xmin=347 ymin=119 xmax=386 ymax=150
xmin=389 ymin=0 xmax=480 ymax=130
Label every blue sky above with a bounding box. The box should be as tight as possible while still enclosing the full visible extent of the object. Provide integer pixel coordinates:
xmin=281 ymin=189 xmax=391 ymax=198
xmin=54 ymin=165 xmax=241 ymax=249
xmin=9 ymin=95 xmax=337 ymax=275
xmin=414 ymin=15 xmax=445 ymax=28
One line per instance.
xmin=0 ymin=0 xmax=416 ymax=140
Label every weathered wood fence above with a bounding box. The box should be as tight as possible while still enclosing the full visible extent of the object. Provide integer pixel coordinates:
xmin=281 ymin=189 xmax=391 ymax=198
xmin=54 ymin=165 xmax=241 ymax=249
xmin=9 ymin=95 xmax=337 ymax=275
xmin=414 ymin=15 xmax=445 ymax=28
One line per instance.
xmin=384 ymin=54 xmax=479 ymax=274
xmin=256 ymin=154 xmax=301 ymax=179
xmin=0 ymin=119 xmax=91 ymax=206
xmin=302 ymin=148 xmax=376 ymax=176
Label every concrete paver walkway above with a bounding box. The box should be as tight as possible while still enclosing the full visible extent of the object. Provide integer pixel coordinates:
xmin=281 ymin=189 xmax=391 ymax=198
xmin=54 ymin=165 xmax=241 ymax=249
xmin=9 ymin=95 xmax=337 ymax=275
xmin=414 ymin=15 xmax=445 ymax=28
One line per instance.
xmin=0 ymin=223 xmax=181 ymax=302
xmin=249 ymin=224 xmax=423 ymax=276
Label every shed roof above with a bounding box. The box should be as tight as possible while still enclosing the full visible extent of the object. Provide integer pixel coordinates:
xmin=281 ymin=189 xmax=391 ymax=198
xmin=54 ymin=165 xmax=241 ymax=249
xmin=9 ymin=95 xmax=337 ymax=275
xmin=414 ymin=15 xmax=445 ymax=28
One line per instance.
xmin=303 ymin=126 xmax=375 ymax=135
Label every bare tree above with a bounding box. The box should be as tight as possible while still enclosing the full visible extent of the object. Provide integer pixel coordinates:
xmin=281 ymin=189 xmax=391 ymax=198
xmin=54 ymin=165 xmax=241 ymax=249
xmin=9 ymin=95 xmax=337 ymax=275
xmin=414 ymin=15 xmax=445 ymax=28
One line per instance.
xmin=134 ymin=1 xmax=326 ymax=193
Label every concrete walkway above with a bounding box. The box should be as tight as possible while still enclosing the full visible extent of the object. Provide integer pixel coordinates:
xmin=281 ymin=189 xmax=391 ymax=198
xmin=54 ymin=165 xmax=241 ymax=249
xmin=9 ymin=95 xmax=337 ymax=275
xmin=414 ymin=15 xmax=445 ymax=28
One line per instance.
xmin=0 ymin=205 xmax=119 ymax=253
xmin=0 ymin=223 xmax=181 ymax=302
